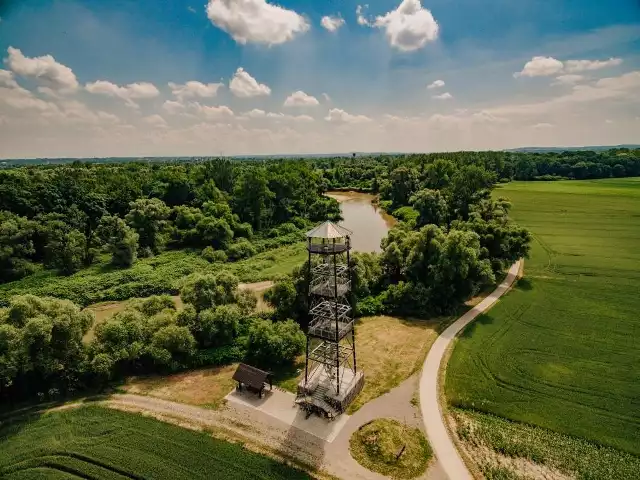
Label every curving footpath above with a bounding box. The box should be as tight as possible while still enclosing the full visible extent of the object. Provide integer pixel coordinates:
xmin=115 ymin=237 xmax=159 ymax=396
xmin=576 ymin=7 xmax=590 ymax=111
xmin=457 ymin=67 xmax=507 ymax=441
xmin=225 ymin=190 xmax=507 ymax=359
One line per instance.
xmin=419 ymin=260 xmax=522 ymax=480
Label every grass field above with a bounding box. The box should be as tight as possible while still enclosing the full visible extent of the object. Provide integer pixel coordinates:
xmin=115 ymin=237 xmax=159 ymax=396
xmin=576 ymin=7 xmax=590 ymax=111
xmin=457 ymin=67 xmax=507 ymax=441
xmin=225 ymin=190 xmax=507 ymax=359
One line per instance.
xmin=446 ymin=178 xmax=640 ymax=458
xmin=0 ymin=243 xmax=306 ymax=307
xmin=0 ymin=406 xmax=309 ymax=479
xmin=350 ymin=418 xmax=432 ymax=479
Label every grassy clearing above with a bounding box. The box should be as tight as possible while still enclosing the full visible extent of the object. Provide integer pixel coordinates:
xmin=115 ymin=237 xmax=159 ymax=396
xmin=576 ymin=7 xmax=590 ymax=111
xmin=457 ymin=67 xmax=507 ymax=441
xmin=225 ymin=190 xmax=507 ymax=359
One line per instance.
xmin=349 ymin=418 xmax=432 ymax=479
xmin=121 ymin=364 xmax=238 ymax=409
xmin=347 ymin=315 xmax=440 ymax=413
xmin=0 ymin=406 xmax=309 ymax=479
xmin=0 ymin=243 xmax=306 ymax=307
xmin=452 ymin=408 xmax=640 ymax=480
xmin=120 ymin=315 xmax=439 ymax=411
xmin=446 ymin=178 xmax=640 ymax=458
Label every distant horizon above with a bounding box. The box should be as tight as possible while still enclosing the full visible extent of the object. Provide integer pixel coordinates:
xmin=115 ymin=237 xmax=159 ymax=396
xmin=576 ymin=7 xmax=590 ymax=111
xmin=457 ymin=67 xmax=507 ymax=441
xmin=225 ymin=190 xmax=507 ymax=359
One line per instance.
xmin=1 ymin=143 xmax=639 ymax=162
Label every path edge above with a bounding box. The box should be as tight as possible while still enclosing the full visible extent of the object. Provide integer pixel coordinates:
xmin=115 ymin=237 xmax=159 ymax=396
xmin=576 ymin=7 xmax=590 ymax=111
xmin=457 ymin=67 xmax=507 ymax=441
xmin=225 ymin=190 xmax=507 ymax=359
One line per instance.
xmin=419 ymin=260 xmax=522 ymax=480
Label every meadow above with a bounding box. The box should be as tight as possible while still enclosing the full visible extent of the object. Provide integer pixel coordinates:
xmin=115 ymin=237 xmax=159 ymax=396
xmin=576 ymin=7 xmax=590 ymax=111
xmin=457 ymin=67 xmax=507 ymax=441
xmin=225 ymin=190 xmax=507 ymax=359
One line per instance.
xmin=446 ymin=178 xmax=640 ymax=459
xmin=0 ymin=243 xmax=306 ymax=307
xmin=0 ymin=406 xmax=309 ymax=480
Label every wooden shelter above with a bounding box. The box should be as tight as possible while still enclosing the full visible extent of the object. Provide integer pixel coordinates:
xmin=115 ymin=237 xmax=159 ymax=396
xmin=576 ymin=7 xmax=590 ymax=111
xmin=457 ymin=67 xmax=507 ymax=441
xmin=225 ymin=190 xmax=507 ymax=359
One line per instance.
xmin=233 ymin=363 xmax=273 ymax=398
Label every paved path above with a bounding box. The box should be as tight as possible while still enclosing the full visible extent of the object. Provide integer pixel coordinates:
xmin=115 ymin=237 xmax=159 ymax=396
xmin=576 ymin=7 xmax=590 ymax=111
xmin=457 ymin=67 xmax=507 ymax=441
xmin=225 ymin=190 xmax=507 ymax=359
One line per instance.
xmin=419 ymin=260 xmax=522 ymax=480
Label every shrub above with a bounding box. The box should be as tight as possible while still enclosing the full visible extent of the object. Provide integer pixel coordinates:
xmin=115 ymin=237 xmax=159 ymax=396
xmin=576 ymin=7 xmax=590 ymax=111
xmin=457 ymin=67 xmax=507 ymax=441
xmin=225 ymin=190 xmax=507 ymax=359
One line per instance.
xmin=245 ymin=318 xmax=305 ymax=368
xmin=180 ymin=271 xmax=239 ymax=311
xmin=197 ymin=304 xmax=242 ymax=348
xmin=227 ymin=238 xmax=257 ymax=261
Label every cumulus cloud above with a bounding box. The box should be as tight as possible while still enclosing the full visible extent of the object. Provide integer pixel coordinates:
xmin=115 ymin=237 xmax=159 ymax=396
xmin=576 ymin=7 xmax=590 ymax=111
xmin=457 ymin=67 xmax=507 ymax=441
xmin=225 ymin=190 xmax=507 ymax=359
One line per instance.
xmin=433 ymin=92 xmax=452 ymax=100
xmin=162 ymin=100 xmax=186 ymax=115
xmin=191 ymin=102 xmax=235 ymax=120
xmin=266 ymin=112 xmax=314 ymax=122
xmin=373 ymin=0 xmax=439 ymax=52
xmin=168 ymin=81 xmax=224 ymax=100
xmin=229 ymin=68 xmax=271 ymax=98
xmin=85 ymin=80 xmax=160 ymax=107
xmin=283 ymin=90 xmax=319 ymax=107
xmin=321 ymin=15 xmax=345 ymax=32
xmin=0 ymin=85 xmax=56 ymax=112
xmin=322 ymin=93 xmax=331 ymax=102
xmin=427 ymin=79 xmax=445 ymax=89
xmin=245 ymin=108 xmax=266 ymax=118
xmin=143 ymin=114 xmax=168 ymax=127
xmin=515 ymin=56 xmax=564 ymax=77
xmin=0 ymin=69 xmax=19 ymax=89
xmin=516 ymin=56 xmax=623 ymax=78
xmin=325 ymin=108 xmax=372 ymax=124
xmin=356 ymin=5 xmax=371 ymax=26
xmin=206 ymin=0 xmax=309 ymax=45
xmin=4 ymin=47 xmax=78 ymax=92
xmin=565 ymin=58 xmax=622 ymax=73
xmin=552 ymin=74 xmax=583 ymax=85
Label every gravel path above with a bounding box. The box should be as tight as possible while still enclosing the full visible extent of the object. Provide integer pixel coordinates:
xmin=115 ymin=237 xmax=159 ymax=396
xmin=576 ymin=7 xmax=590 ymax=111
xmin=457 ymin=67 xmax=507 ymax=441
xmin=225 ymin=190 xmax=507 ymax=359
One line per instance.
xmin=419 ymin=260 xmax=522 ymax=480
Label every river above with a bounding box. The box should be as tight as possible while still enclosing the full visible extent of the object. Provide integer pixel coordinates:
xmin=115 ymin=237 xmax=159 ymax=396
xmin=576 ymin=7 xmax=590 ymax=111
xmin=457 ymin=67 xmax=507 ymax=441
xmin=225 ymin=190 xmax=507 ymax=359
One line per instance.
xmin=325 ymin=192 xmax=396 ymax=253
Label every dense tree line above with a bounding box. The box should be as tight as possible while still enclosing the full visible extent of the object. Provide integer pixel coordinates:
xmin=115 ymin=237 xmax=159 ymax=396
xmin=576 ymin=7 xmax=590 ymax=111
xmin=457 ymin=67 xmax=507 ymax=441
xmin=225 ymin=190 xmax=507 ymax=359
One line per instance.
xmin=0 ymin=160 xmax=340 ymax=283
xmin=0 ymin=273 xmax=305 ymax=404
xmin=314 ymin=148 xmax=640 ymax=190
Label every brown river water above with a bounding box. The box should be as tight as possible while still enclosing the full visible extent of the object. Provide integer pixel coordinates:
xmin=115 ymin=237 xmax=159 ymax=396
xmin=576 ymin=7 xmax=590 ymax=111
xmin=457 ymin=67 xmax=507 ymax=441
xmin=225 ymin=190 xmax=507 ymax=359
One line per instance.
xmin=325 ymin=192 xmax=396 ymax=253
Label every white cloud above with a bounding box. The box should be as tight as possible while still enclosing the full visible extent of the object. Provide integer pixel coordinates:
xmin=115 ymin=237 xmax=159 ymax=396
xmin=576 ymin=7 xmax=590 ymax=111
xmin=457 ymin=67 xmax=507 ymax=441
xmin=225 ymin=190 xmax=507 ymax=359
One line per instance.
xmin=532 ymin=122 xmax=554 ymax=129
xmin=245 ymin=108 xmax=266 ymax=118
xmin=605 ymin=119 xmax=614 ymax=124
xmin=229 ymin=68 xmax=271 ymax=98
xmin=162 ymin=100 xmax=186 ymax=115
xmin=283 ymin=90 xmax=319 ymax=107
xmin=325 ymin=108 xmax=372 ymax=124
xmin=373 ymin=0 xmax=439 ymax=52
xmin=321 ymin=15 xmax=345 ymax=32
xmin=553 ymin=74 xmax=584 ymax=85
xmin=0 ymin=69 xmax=19 ymax=89
xmin=143 ymin=114 xmax=168 ymax=127
xmin=0 ymin=85 xmax=57 ymax=112
xmin=515 ymin=56 xmax=564 ymax=77
xmin=191 ymin=102 xmax=235 ymax=120
xmin=322 ymin=93 xmax=331 ymax=102
xmin=427 ymin=79 xmax=445 ymax=89
xmin=206 ymin=0 xmax=309 ymax=45
xmin=4 ymin=47 xmax=78 ymax=92
xmin=433 ymin=92 xmax=452 ymax=100
xmin=516 ymin=56 xmax=623 ymax=78
xmin=565 ymin=57 xmax=622 ymax=73
xmin=356 ymin=5 xmax=371 ymax=26
xmin=85 ymin=80 xmax=160 ymax=106
xmin=168 ymin=81 xmax=224 ymax=100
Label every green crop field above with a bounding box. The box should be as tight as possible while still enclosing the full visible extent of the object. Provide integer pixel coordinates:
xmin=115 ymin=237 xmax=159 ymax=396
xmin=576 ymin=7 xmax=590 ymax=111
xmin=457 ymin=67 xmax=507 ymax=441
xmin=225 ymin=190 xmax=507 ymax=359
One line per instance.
xmin=446 ymin=178 xmax=640 ymax=456
xmin=0 ymin=406 xmax=309 ymax=479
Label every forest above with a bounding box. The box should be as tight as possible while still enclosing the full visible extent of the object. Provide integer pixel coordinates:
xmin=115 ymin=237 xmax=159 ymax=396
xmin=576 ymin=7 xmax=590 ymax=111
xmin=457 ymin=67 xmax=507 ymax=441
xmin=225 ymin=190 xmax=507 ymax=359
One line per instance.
xmin=3 ymin=149 xmax=633 ymax=406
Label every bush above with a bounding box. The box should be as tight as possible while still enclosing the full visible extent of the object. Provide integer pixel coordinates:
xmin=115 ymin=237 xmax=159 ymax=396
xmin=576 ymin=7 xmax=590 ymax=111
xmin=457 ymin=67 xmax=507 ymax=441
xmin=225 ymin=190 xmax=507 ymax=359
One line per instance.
xmin=197 ymin=304 xmax=242 ymax=348
xmin=227 ymin=238 xmax=257 ymax=261
xmin=245 ymin=318 xmax=305 ymax=368
xmin=130 ymin=295 xmax=176 ymax=316
xmin=180 ymin=271 xmax=239 ymax=311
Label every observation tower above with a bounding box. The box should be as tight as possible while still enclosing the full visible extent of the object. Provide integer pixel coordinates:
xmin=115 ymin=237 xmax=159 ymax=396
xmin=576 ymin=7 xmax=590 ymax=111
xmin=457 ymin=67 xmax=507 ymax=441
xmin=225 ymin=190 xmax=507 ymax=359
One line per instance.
xmin=296 ymin=221 xmax=364 ymax=418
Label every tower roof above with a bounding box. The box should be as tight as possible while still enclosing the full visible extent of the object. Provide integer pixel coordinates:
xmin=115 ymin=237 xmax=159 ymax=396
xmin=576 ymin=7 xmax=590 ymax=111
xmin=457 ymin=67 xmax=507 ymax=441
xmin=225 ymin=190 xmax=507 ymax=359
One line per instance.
xmin=306 ymin=221 xmax=352 ymax=239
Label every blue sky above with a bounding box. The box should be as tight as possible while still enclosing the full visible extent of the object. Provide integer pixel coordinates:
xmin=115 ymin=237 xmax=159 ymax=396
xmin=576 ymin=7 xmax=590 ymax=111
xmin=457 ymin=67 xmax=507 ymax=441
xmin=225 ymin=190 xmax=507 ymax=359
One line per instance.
xmin=0 ymin=0 xmax=639 ymax=158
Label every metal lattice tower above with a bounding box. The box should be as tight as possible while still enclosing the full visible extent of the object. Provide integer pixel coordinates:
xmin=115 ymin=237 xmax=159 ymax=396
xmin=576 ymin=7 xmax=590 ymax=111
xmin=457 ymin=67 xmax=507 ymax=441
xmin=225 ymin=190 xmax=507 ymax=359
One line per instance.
xmin=303 ymin=221 xmax=357 ymax=398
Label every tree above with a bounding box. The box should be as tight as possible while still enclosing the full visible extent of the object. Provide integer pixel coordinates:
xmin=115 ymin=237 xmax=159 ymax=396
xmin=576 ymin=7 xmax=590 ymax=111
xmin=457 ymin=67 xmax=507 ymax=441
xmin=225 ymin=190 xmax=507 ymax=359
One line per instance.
xmin=447 ymin=165 xmax=495 ymax=220
xmin=180 ymin=272 xmax=239 ymax=312
xmin=385 ymin=167 xmax=417 ymax=207
xmin=424 ymin=159 xmax=455 ymax=190
xmin=4 ymin=295 xmax=93 ymax=398
xmin=245 ymin=319 xmax=305 ymax=368
xmin=97 ymin=215 xmax=139 ymax=267
xmin=196 ymin=216 xmax=234 ymax=249
xmin=0 ymin=211 xmax=36 ymax=282
xmin=43 ymin=224 xmax=87 ymax=275
xmin=410 ymin=189 xmax=449 ymax=227
xmin=233 ymin=168 xmax=274 ymax=230
xmin=125 ymin=198 xmax=170 ymax=255
xmin=151 ymin=325 xmax=196 ymax=364
xmin=197 ymin=304 xmax=242 ymax=347
xmin=0 ymin=324 xmax=22 ymax=396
